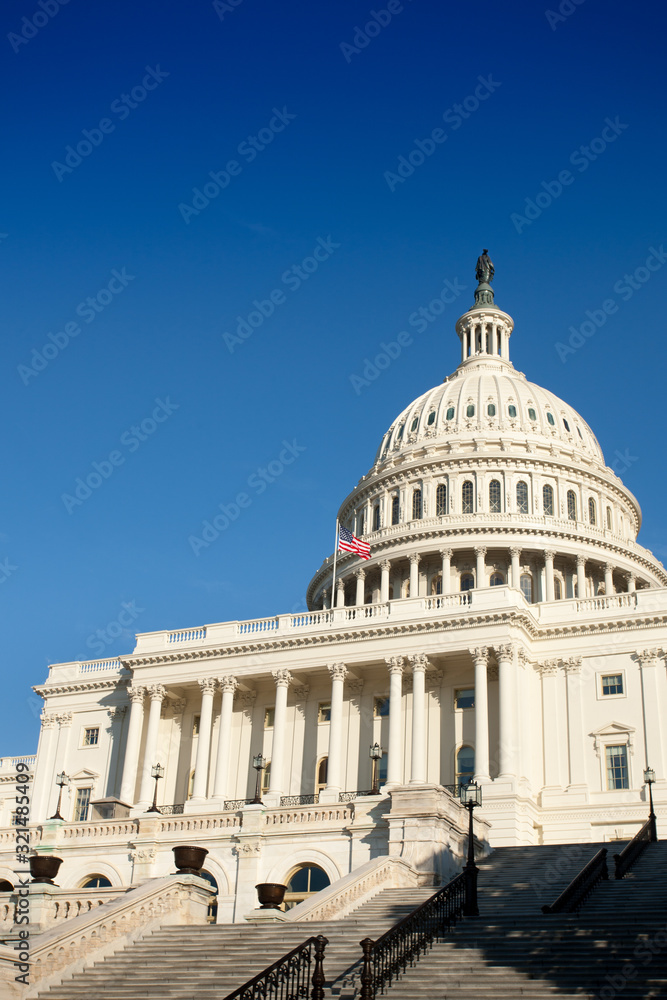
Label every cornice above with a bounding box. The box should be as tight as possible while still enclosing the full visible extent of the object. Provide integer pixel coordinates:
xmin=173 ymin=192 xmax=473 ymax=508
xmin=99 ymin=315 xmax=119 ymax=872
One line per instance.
xmin=33 ymin=677 xmax=130 ymax=697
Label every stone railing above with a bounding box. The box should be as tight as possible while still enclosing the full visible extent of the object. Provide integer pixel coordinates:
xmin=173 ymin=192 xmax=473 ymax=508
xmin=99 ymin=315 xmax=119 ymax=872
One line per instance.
xmin=0 ymin=886 xmax=127 ymax=933
xmin=25 ymin=874 xmax=212 ymax=998
xmin=283 ymin=856 xmax=421 ymax=924
xmin=264 ymin=803 xmax=352 ymax=827
xmin=60 ymin=819 xmax=140 ymax=842
xmin=0 ymin=756 xmax=36 ymax=769
xmin=78 ymin=658 xmax=123 ymax=674
xmin=167 ymin=627 xmax=207 ymax=644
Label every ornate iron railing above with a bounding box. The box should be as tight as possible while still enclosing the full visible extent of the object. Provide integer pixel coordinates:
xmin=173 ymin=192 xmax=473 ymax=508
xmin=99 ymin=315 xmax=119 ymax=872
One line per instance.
xmin=339 ymin=790 xmax=376 ymax=802
xmin=224 ymin=798 xmax=258 ymax=811
xmin=223 ymin=934 xmax=328 ymax=1000
xmin=614 ymin=815 xmax=657 ymax=879
xmin=541 ymin=847 xmax=608 ymax=913
xmin=358 ymin=872 xmax=466 ymax=999
xmin=280 ymin=793 xmax=319 ymax=807
xmin=160 ymin=804 xmax=184 ymax=815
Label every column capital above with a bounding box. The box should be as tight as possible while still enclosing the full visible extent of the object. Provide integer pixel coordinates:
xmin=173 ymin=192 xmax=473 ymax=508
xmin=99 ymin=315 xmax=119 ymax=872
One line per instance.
xmin=604 ymin=561 xmax=615 ymax=573
xmin=128 ymin=685 xmax=145 ymax=704
xmin=198 ymin=677 xmax=217 ymax=696
xmin=409 ymin=653 xmax=430 ymax=673
xmin=508 ymin=546 xmax=521 ymax=558
xmin=56 ymin=711 xmax=73 ymax=728
xmin=576 ymin=555 xmax=586 ymax=568
xmin=328 ymin=662 xmax=347 ymax=682
xmin=336 ymin=578 xmax=345 ymax=591
xmin=439 ymin=547 xmax=453 ymax=559
xmin=494 ymin=643 xmax=515 ymax=663
xmin=272 ymin=669 xmax=293 ymax=688
xmin=516 ymin=647 xmax=531 ymax=668
xmin=40 ymin=712 xmax=58 ymax=730
xmin=544 ymin=550 xmax=556 ymax=561
xmin=220 ymin=676 xmax=238 ymax=695
xmin=474 ymin=545 xmax=487 ymax=557
xmin=537 ymin=659 xmax=560 ymax=677
xmin=354 ymin=567 xmax=366 ymax=580
xmin=147 ymin=684 xmax=166 ymax=703
xmin=409 ymin=552 xmax=420 ymax=566
xmin=380 ymin=559 xmax=391 ymax=571
xmin=563 ymin=656 xmax=582 ymax=674
xmin=469 ymin=646 xmax=489 ymax=665
xmin=385 ymin=655 xmax=404 ymax=675
xmin=635 ymin=649 xmax=663 ymax=668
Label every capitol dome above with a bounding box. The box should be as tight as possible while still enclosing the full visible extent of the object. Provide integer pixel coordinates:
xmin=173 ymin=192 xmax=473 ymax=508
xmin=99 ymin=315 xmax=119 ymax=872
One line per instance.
xmin=307 ymin=256 xmax=667 ymax=609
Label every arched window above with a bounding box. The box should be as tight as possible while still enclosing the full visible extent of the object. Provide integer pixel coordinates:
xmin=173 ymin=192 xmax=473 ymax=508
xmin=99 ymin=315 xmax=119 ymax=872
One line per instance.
xmin=358 ymin=509 xmax=365 ymax=536
xmin=508 ymin=404 xmax=517 ymax=418
xmin=391 ymin=496 xmax=400 ymax=525
xmin=431 ymin=575 xmax=442 ymax=595
xmin=315 ymin=757 xmax=328 ymax=793
xmin=543 ymin=484 xmax=554 ymax=516
xmin=462 ymin=481 xmax=474 ymax=513
xmin=606 ymin=506 xmax=612 ymax=530
xmin=436 ymin=483 xmax=447 ymax=516
xmin=588 ymin=497 xmax=597 ymax=525
xmin=412 ymin=488 xmax=422 ymax=520
xmin=466 ymin=404 xmax=475 ymax=418
xmin=490 ymin=572 xmax=504 ymax=586
xmin=372 ymin=506 xmax=380 ymax=531
xmin=460 ymin=573 xmax=475 ymax=592
xmin=397 ymin=423 xmax=404 ymax=440
xmin=546 ymin=412 xmax=555 ymax=426
xmin=554 ymin=578 xmax=562 ymax=600
xmin=0 ymin=880 xmax=14 ymax=892
xmin=80 ymin=875 xmax=112 ymax=888
xmin=520 ymin=573 xmax=533 ymax=603
xmin=261 ymin=762 xmax=271 ymax=794
xmin=200 ymin=870 xmax=219 ymax=923
xmin=567 ymin=490 xmax=577 ymax=521
xmin=446 ymin=406 xmax=455 ymax=420
xmin=456 ymin=747 xmax=475 ymax=785
xmin=487 ymin=403 xmax=496 ymax=417
xmin=516 ymin=481 xmax=528 ymax=514
xmin=528 ymin=407 xmax=537 ymax=421
xmin=489 ymin=480 xmax=501 ymax=512
xmin=284 ymin=865 xmax=331 ymax=911
xmin=410 ymin=416 xmax=419 ymax=432
xmin=427 ymin=411 xmax=436 ymax=425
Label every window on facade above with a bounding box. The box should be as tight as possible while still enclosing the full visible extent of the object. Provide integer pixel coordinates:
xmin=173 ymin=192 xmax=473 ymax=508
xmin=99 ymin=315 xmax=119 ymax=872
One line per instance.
xmin=318 ymin=703 xmax=331 ymax=723
xmin=264 ymin=707 xmax=275 ymax=729
xmin=431 ymin=575 xmax=442 ymax=595
xmin=490 ymin=572 xmax=504 ymax=586
xmin=83 ymin=727 xmax=99 ymax=746
xmin=520 ymin=574 xmax=533 ymax=603
xmin=391 ymin=496 xmax=400 ymax=525
xmin=516 ymin=481 xmax=528 ymax=514
xmin=489 ymin=480 xmax=501 ymax=512
xmin=589 ymin=498 xmax=597 ymax=525
xmin=436 ymin=483 xmax=447 ymax=516
xmin=0 ymin=879 xmax=14 ymax=891
xmin=372 ymin=506 xmax=380 ymax=531
xmin=487 ymin=403 xmax=496 ymax=416
xmin=577 ymin=426 xmax=584 ymax=438
xmin=528 ymin=407 xmax=537 ymax=421
xmin=73 ymin=788 xmax=92 ymax=823
xmin=606 ymin=745 xmax=629 ymax=789
xmin=446 ymin=406 xmax=455 ymax=420
xmin=427 ymin=411 xmax=436 ymax=425
xmin=412 ymin=488 xmax=422 ymax=520
xmin=357 ymin=509 xmax=365 ymax=536
xmin=460 ymin=573 xmax=475 ymax=592
xmin=601 ymin=674 xmax=624 ymax=696
xmin=455 ymin=688 xmax=475 ymax=709
xmin=466 ymin=404 xmax=475 ymax=418
xmin=192 ymin=715 xmax=200 ymax=736
xmin=261 ymin=762 xmax=271 ymax=794
xmin=462 ymin=481 xmax=474 ymax=513
xmin=567 ymin=490 xmax=577 ymax=521
xmin=316 ymin=757 xmax=328 ymax=793
xmin=397 ymin=424 xmax=404 ymax=440
xmin=554 ymin=577 xmax=562 ymax=600
xmin=606 ymin=507 xmax=613 ymax=530
xmin=80 ymin=875 xmax=112 ymax=888
xmin=456 ymin=747 xmax=475 ymax=785
xmin=508 ymin=404 xmax=517 ymax=418
xmin=284 ymin=865 xmax=331 ymax=911
xmin=543 ymin=484 xmax=554 ymax=516
xmin=411 ymin=416 xmax=419 ymax=432
xmin=546 ymin=412 xmax=555 ymax=426
xmin=373 ymin=696 xmax=389 ymax=718
xmin=563 ymin=418 xmax=571 ymax=432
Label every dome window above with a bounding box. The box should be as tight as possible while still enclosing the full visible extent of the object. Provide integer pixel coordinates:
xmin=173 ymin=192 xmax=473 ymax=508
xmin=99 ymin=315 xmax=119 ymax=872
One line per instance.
xmin=397 ymin=424 xmax=404 ymax=440
xmin=446 ymin=407 xmax=455 ymax=421
xmin=490 ymin=572 xmax=504 ymax=586
xmin=528 ymin=407 xmax=537 ymax=421
xmin=411 ymin=417 xmax=419 ymax=432
xmin=427 ymin=411 xmax=436 ymax=426
xmin=588 ymin=497 xmax=597 ymax=525
xmin=489 ymin=479 xmax=501 ymax=512
xmin=554 ymin=577 xmax=563 ymax=600
xmin=577 ymin=426 xmax=583 ymax=439
xmin=546 ymin=412 xmax=555 ymax=426
xmin=520 ymin=574 xmax=533 ymax=603
xmin=372 ymin=506 xmax=381 ymax=531
xmin=567 ymin=490 xmax=577 ymax=521
xmin=462 ymin=481 xmax=474 ymax=513
xmin=436 ymin=483 xmax=447 ymax=516
xmin=543 ymin=484 xmax=554 ymax=516
xmin=508 ymin=404 xmax=517 ymax=418
xmin=466 ymin=404 xmax=475 ymax=418
xmin=606 ymin=506 xmax=613 ymax=530
xmin=487 ymin=403 xmax=496 ymax=417
xmin=391 ymin=496 xmax=400 ymax=525
xmin=516 ymin=481 xmax=529 ymax=514
xmin=412 ymin=488 xmax=422 ymax=520
xmin=460 ymin=573 xmax=475 ymax=592
xmin=563 ymin=418 xmax=571 ymax=432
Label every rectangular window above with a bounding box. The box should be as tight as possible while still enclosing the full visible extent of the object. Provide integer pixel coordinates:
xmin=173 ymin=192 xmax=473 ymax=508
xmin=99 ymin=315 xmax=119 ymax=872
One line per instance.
xmin=373 ymin=696 xmax=390 ymax=718
xmin=455 ymin=688 xmax=475 ymax=710
xmin=74 ymin=787 xmax=92 ymax=823
xmin=83 ymin=727 xmax=99 ymax=746
xmin=192 ymin=715 xmax=200 ymax=736
xmin=264 ymin=707 xmax=275 ymax=729
xmin=601 ymin=674 xmax=624 ymax=696
xmin=317 ymin=703 xmax=331 ymax=723
xmin=605 ymin=745 xmax=629 ymax=789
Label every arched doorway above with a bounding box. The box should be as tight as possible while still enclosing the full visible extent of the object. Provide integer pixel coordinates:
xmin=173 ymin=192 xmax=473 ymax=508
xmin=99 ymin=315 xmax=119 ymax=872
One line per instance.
xmin=199 ymin=870 xmax=218 ymax=923
xmin=79 ymin=875 xmax=112 ymax=888
xmin=284 ymin=864 xmax=330 ymax=911
xmin=0 ymin=880 xmax=14 ymax=892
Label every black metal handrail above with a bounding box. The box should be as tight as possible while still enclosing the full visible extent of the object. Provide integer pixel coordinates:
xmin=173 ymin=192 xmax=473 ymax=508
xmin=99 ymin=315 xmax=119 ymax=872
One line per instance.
xmin=614 ymin=815 xmax=657 ymax=879
xmin=224 ymin=798 xmax=257 ymax=811
xmin=339 ymin=789 xmax=376 ymax=802
xmin=223 ymin=934 xmax=328 ymax=1000
xmin=359 ymin=872 xmax=466 ymax=999
xmin=160 ymin=803 xmax=184 ymax=815
xmin=541 ymin=847 xmax=608 ymax=914
xmin=280 ymin=793 xmax=319 ymax=806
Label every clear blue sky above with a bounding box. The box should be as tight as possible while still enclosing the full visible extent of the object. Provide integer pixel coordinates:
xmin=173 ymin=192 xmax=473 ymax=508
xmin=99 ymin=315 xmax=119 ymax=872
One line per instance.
xmin=1 ymin=0 xmax=666 ymax=754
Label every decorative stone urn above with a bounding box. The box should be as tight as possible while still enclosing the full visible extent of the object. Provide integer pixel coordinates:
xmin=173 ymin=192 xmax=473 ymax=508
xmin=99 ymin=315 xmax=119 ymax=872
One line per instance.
xmin=255 ymin=882 xmax=287 ymax=909
xmin=172 ymin=845 xmax=208 ymax=875
xmin=29 ymin=855 xmax=63 ymax=885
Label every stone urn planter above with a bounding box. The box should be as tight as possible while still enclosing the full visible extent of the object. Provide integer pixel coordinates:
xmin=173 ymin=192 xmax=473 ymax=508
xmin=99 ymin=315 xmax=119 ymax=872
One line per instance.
xmin=172 ymin=845 xmax=208 ymax=875
xmin=29 ymin=855 xmax=63 ymax=885
xmin=256 ymin=882 xmax=287 ymax=909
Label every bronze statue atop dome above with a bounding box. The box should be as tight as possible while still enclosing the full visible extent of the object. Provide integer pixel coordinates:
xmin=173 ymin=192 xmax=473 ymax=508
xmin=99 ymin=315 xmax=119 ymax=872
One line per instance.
xmin=475 ymin=249 xmax=494 ymax=284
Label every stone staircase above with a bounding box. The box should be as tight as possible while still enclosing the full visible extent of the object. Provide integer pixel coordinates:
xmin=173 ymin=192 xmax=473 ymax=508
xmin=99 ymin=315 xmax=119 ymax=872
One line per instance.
xmin=38 ymin=841 xmax=667 ymax=999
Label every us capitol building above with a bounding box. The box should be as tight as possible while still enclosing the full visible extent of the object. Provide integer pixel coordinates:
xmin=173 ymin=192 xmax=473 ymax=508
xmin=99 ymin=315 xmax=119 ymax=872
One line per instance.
xmin=2 ymin=254 xmax=665 ymax=922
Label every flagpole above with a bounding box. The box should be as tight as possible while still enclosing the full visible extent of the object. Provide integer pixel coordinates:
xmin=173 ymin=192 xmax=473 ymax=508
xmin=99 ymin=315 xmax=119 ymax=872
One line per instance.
xmin=330 ymin=518 xmax=339 ymax=611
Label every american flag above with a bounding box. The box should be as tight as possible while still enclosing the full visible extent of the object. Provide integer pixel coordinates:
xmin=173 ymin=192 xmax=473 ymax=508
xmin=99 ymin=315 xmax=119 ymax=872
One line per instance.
xmin=338 ymin=525 xmax=371 ymax=560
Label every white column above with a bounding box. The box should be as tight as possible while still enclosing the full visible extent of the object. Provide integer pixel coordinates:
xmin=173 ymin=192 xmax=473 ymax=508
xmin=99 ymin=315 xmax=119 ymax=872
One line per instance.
xmin=409 ymin=654 xmax=428 ymax=784
xmin=119 ymin=686 xmax=145 ymax=805
xmin=409 ymin=553 xmax=420 ymax=598
xmin=539 ymin=662 xmax=562 ymax=789
xmin=385 ymin=656 xmax=404 ymax=786
xmin=268 ymin=669 xmax=292 ymax=799
xmin=496 ymin=644 xmax=516 ymax=778
xmin=475 ymin=546 xmax=486 ymax=588
xmin=576 ymin=555 xmax=586 ymax=598
xmin=355 ymin=568 xmax=366 ymax=606
xmin=604 ymin=562 xmax=615 ymax=595
xmin=213 ymin=677 xmax=237 ymax=799
xmin=544 ymin=550 xmax=555 ymax=602
xmin=564 ymin=658 xmax=586 ymax=789
xmin=470 ymin=647 xmax=490 ymax=781
xmin=380 ymin=560 xmax=391 ymax=603
xmin=33 ymin=713 xmax=59 ymax=820
xmin=190 ymin=678 xmax=217 ymax=803
xmin=440 ymin=548 xmax=452 ymax=594
xmin=336 ymin=578 xmax=345 ymax=608
xmin=137 ymin=684 xmax=166 ymax=808
xmin=323 ymin=663 xmax=347 ymax=798
xmin=322 ymin=589 xmax=330 ymax=610
xmin=509 ymin=547 xmax=521 ymax=589
xmin=637 ymin=650 xmax=666 ymax=776
xmin=627 ymin=573 xmax=636 ymax=593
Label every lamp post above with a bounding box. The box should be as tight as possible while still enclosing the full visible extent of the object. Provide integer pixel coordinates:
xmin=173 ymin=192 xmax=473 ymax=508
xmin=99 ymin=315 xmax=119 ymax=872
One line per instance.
xmin=369 ymin=743 xmax=382 ymax=795
xmin=252 ymin=753 xmax=266 ymax=804
xmin=644 ymin=766 xmax=657 ymax=839
xmin=50 ymin=772 xmax=69 ymax=821
xmin=146 ymin=764 xmax=164 ymax=814
xmin=460 ymin=780 xmax=482 ymax=916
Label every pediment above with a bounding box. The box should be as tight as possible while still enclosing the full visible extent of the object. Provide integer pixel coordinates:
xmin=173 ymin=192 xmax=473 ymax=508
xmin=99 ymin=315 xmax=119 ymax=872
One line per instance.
xmin=69 ymin=768 xmax=100 ymax=781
